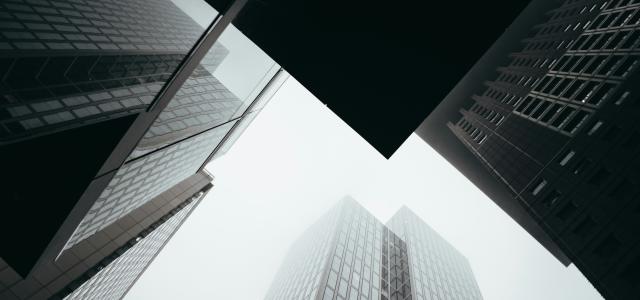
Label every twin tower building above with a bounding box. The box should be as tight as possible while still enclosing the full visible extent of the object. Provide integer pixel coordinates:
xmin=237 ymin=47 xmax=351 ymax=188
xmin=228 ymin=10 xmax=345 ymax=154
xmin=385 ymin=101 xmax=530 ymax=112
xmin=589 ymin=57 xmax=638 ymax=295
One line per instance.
xmin=266 ymin=198 xmax=483 ymax=300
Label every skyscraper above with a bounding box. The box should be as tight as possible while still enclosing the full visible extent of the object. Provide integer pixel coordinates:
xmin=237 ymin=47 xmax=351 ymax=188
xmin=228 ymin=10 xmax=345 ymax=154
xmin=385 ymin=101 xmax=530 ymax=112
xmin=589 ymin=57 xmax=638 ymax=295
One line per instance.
xmin=387 ymin=208 xmax=483 ymax=300
xmin=0 ymin=0 xmax=287 ymax=286
xmin=0 ymin=170 xmax=212 ymax=300
xmin=266 ymin=197 xmax=482 ymax=300
xmin=417 ymin=0 xmax=640 ymax=298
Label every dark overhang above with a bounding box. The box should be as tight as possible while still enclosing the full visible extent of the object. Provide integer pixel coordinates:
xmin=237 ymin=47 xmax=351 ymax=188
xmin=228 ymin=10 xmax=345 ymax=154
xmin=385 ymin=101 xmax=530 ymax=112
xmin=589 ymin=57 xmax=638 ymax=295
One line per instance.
xmin=207 ymin=0 xmax=532 ymax=157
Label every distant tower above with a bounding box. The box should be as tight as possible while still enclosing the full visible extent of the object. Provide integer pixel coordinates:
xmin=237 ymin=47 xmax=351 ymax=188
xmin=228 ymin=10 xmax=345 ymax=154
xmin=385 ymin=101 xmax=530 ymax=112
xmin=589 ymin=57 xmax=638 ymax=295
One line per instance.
xmin=266 ymin=197 xmax=483 ymax=300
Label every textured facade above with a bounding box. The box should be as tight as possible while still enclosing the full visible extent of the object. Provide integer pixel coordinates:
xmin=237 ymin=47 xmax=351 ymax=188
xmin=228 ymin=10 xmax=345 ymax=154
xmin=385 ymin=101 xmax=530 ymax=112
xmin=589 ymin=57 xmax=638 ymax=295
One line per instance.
xmin=266 ymin=197 xmax=482 ymax=300
xmin=0 ymin=0 xmax=206 ymax=142
xmin=0 ymin=0 xmax=285 ymax=278
xmin=0 ymin=2 xmax=286 ymax=299
xmin=0 ymin=171 xmax=212 ymax=300
xmin=387 ymin=208 xmax=483 ymax=300
xmin=442 ymin=0 xmax=640 ymax=298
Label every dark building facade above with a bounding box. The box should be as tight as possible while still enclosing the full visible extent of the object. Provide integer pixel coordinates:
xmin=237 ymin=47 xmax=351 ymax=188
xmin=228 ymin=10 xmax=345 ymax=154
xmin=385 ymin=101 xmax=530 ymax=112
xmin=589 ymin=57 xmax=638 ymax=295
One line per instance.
xmin=0 ymin=0 xmax=286 ymax=294
xmin=204 ymin=0 xmax=533 ymax=158
xmin=265 ymin=197 xmax=482 ymax=300
xmin=0 ymin=171 xmax=212 ymax=300
xmin=417 ymin=0 xmax=640 ymax=299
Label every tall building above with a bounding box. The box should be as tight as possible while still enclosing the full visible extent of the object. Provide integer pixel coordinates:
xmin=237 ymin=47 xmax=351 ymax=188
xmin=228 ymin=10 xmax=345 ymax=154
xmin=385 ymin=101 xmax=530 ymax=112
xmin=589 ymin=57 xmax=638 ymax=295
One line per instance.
xmin=387 ymin=208 xmax=483 ymax=300
xmin=266 ymin=197 xmax=482 ymax=300
xmin=417 ymin=0 xmax=640 ymax=298
xmin=0 ymin=170 xmax=212 ymax=300
xmin=0 ymin=0 xmax=287 ymax=289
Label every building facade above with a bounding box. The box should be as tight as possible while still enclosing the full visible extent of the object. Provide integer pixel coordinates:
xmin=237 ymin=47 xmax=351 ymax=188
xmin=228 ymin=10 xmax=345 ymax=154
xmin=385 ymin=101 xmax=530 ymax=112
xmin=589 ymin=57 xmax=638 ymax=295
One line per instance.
xmin=0 ymin=3 xmax=288 ymax=300
xmin=387 ymin=208 xmax=483 ymax=300
xmin=0 ymin=0 xmax=286 ymax=280
xmin=420 ymin=0 xmax=640 ymax=298
xmin=266 ymin=197 xmax=482 ymax=300
xmin=0 ymin=171 xmax=212 ymax=300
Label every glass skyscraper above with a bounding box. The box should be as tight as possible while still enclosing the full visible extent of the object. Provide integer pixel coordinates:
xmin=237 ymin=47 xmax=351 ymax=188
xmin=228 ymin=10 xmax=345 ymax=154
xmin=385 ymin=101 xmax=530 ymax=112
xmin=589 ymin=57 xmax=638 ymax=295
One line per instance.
xmin=387 ymin=208 xmax=483 ymax=300
xmin=266 ymin=197 xmax=482 ymax=300
xmin=0 ymin=0 xmax=287 ymax=297
xmin=417 ymin=0 xmax=640 ymax=298
xmin=0 ymin=171 xmax=212 ymax=300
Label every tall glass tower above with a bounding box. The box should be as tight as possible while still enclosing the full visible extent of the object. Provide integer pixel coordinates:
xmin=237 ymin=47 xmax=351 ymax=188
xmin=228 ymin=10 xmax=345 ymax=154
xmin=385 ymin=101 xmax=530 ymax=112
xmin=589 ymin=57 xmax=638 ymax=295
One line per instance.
xmin=417 ymin=0 xmax=640 ymax=298
xmin=0 ymin=0 xmax=287 ymax=291
xmin=266 ymin=197 xmax=483 ymax=300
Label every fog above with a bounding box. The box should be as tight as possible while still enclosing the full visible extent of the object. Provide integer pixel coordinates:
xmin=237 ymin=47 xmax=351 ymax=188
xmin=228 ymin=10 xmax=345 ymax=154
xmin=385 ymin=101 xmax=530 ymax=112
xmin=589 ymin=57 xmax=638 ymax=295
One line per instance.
xmin=126 ymin=78 xmax=602 ymax=300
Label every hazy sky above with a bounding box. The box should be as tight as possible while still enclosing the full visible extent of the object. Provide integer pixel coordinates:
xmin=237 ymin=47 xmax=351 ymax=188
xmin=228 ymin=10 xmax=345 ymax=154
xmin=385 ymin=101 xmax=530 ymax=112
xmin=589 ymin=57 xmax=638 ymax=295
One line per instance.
xmin=126 ymin=78 xmax=603 ymax=300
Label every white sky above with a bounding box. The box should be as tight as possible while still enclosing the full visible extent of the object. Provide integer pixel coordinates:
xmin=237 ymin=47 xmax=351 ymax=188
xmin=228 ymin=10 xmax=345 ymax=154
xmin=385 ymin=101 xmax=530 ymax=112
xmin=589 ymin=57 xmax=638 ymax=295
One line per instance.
xmin=125 ymin=78 xmax=603 ymax=299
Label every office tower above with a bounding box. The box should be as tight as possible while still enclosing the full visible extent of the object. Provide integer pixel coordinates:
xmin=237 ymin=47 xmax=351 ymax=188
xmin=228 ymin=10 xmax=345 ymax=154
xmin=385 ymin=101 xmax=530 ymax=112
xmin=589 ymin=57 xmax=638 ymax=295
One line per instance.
xmin=417 ymin=0 xmax=640 ymax=298
xmin=0 ymin=171 xmax=212 ymax=300
xmin=0 ymin=0 xmax=286 ymax=283
xmin=0 ymin=0 xmax=206 ymax=142
xmin=387 ymin=208 xmax=483 ymax=300
xmin=266 ymin=197 xmax=482 ymax=300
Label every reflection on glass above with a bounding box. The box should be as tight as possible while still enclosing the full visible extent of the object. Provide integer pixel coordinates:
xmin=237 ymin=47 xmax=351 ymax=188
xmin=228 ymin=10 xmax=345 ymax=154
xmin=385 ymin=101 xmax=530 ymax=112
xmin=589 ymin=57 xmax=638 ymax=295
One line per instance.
xmin=0 ymin=0 xmax=217 ymax=142
xmin=64 ymin=120 xmax=235 ymax=250
xmin=128 ymin=25 xmax=280 ymax=159
xmin=210 ymin=70 xmax=289 ymax=161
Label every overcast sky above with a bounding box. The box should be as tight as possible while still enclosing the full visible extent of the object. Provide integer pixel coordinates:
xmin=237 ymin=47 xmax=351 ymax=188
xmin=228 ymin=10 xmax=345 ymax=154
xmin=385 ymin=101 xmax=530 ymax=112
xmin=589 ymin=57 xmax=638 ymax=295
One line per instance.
xmin=125 ymin=78 xmax=603 ymax=300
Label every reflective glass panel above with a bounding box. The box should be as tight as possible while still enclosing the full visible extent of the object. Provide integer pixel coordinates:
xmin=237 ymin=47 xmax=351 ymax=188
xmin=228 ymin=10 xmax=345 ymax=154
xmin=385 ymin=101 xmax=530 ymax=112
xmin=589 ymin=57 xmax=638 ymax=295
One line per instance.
xmin=0 ymin=0 xmax=217 ymax=142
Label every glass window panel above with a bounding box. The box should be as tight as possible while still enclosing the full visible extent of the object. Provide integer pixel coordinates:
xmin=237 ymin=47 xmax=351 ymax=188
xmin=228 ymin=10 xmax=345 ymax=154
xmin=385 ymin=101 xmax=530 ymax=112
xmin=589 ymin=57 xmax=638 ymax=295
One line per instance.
xmin=0 ymin=0 xmax=216 ymax=141
xmin=128 ymin=24 xmax=280 ymax=160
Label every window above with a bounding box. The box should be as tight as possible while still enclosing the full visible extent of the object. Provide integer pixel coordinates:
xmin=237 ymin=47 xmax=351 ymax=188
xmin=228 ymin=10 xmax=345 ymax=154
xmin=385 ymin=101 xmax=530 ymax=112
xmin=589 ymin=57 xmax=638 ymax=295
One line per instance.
xmin=551 ymin=56 xmax=570 ymax=71
xmin=621 ymin=30 xmax=640 ymax=49
xmin=581 ymin=34 xmax=599 ymax=50
xmin=523 ymin=98 xmax=542 ymax=115
xmin=573 ymin=56 xmax=592 ymax=73
xmin=629 ymin=9 xmax=640 ymax=25
xmin=584 ymin=56 xmax=607 ymax=74
xmin=562 ymin=80 xmax=585 ymax=99
xmin=531 ymin=179 xmax=547 ymax=196
xmin=543 ymin=77 xmax=562 ymax=94
xmin=554 ymin=78 xmax=572 ymax=95
xmin=612 ymin=56 xmax=639 ymax=77
xmin=533 ymin=76 xmax=552 ymax=92
xmin=478 ymin=135 xmax=487 ymax=144
xmin=575 ymin=81 xmax=599 ymax=102
xmin=615 ymin=91 xmax=631 ymax=105
xmin=598 ymin=56 xmax=624 ymax=76
xmin=587 ymin=120 xmax=603 ymax=136
xmin=588 ymin=83 xmax=617 ymax=105
xmin=559 ymin=150 xmax=576 ymax=166
xmin=572 ymin=158 xmax=591 ymax=175
xmin=563 ymin=110 xmax=589 ymax=133
xmin=540 ymin=103 xmax=562 ymax=123
xmin=594 ymin=33 xmax=612 ymax=49
xmin=531 ymin=101 xmax=551 ymax=119
xmin=542 ymin=190 xmax=562 ymax=208
xmin=551 ymin=107 xmax=575 ymax=128
xmin=609 ymin=31 xmax=629 ymax=49
xmin=515 ymin=96 xmax=534 ymax=113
